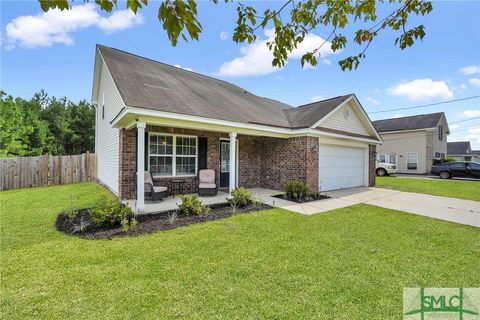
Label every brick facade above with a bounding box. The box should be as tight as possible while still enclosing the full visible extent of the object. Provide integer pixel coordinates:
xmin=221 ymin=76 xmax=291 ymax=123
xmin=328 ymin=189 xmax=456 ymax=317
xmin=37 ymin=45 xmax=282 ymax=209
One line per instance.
xmin=118 ymin=125 xmax=321 ymax=200
xmin=369 ymin=144 xmax=376 ymax=187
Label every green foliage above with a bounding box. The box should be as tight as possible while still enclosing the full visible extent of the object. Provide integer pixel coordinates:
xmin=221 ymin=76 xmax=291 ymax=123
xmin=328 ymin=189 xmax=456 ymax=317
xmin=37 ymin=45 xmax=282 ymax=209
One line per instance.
xmin=228 ymin=187 xmax=254 ymax=207
xmin=284 ymin=180 xmax=308 ymax=201
xmin=69 ymin=214 xmax=92 ymax=234
xmin=0 ymin=90 xmax=95 ymax=157
xmin=90 ymin=199 xmax=136 ymax=232
xmin=37 ymin=0 xmax=432 ymax=71
xmin=178 ymin=195 xmax=210 ymax=215
xmin=442 ymin=157 xmax=456 ymax=163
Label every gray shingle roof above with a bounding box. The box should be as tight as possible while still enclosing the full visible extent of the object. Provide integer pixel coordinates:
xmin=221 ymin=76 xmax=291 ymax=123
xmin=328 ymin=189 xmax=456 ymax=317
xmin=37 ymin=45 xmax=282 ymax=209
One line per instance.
xmin=447 ymin=141 xmax=471 ymax=155
xmin=472 ymin=150 xmax=480 ymax=155
xmin=285 ymin=95 xmax=352 ymax=128
xmin=372 ymin=112 xmax=444 ymax=133
xmin=97 ymin=45 xmax=353 ymax=129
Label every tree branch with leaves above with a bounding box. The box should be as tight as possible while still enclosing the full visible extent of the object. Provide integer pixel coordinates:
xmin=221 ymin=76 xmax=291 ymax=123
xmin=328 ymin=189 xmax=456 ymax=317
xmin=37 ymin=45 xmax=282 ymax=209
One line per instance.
xmin=37 ymin=0 xmax=433 ymax=71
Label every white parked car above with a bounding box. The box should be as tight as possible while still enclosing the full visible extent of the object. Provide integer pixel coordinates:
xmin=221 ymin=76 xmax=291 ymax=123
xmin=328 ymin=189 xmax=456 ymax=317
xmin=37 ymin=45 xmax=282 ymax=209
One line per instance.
xmin=376 ymin=162 xmax=397 ymax=176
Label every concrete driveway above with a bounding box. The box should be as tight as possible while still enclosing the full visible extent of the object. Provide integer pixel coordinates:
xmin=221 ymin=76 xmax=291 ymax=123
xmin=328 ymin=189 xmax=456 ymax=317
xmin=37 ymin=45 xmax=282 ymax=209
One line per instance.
xmin=280 ymin=187 xmax=480 ymax=227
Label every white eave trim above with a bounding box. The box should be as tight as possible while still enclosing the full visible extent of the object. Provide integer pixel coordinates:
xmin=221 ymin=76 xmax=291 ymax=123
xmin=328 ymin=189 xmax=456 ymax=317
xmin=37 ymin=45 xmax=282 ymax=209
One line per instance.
xmin=112 ymin=106 xmax=382 ymax=144
xmin=379 ymin=128 xmax=435 ymax=134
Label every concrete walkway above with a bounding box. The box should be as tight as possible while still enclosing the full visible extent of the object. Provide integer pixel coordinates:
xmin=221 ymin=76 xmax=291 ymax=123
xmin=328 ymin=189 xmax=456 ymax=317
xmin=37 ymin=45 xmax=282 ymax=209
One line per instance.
xmin=279 ymin=187 xmax=480 ymax=228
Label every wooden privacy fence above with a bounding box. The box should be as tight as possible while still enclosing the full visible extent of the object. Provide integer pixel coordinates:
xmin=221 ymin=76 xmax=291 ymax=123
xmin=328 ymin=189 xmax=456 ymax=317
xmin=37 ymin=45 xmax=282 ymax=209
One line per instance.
xmin=0 ymin=152 xmax=96 ymax=191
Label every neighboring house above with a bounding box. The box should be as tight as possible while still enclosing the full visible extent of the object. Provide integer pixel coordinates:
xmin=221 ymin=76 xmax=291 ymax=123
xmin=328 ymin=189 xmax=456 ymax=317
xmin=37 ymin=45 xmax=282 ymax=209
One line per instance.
xmin=447 ymin=141 xmax=480 ymax=162
xmin=92 ymin=45 xmax=382 ymax=211
xmin=372 ymin=113 xmax=450 ymax=174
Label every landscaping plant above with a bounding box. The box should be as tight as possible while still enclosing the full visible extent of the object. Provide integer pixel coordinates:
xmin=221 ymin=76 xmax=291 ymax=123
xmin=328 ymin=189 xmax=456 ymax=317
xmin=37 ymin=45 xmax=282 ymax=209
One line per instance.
xmin=90 ymin=199 xmax=137 ymax=232
xmin=229 ymin=187 xmax=254 ymax=207
xmin=284 ymin=180 xmax=308 ymax=201
xmin=178 ymin=195 xmax=210 ymax=215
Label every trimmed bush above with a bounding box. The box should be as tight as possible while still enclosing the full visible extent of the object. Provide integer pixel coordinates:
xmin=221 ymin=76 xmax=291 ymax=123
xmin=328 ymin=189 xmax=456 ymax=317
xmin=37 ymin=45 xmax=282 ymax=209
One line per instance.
xmin=178 ymin=195 xmax=210 ymax=215
xmin=90 ymin=199 xmax=136 ymax=232
xmin=229 ymin=187 xmax=254 ymax=207
xmin=284 ymin=180 xmax=308 ymax=201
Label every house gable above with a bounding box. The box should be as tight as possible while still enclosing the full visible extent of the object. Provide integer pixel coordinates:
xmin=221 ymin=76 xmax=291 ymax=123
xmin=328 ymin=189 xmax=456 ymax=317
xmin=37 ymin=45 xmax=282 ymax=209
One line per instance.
xmin=318 ymin=100 xmax=370 ymax=136
xmin=313 ymin=97 xmax=381 ymax=141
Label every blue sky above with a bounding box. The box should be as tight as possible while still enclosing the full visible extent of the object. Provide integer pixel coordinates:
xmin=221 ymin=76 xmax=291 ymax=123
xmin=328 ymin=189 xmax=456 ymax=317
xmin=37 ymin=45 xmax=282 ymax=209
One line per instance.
xmin=1 ymin=1 xmax=479 ymax=147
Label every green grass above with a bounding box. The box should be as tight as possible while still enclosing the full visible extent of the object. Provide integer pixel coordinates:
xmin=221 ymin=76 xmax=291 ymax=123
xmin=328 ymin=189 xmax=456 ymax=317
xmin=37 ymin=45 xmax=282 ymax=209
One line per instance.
xmin=1 ymin=183 xmax=479 ymax=319
xmin=376 ymin=176 xmax=480 ymax=201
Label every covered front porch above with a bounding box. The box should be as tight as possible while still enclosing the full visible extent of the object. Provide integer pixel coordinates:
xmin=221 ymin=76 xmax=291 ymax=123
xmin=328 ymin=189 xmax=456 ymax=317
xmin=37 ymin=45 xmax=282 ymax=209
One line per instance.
xmin=127 ymin=188 xmax=296 ymax=215
xmin=118 ymin=120 xmax=319 ymax=213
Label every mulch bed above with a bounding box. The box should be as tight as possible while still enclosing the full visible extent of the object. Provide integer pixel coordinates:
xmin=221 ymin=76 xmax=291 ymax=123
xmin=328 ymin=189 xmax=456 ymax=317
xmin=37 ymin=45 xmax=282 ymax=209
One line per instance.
xmin=271 ymin=193 xmax=330 ymax=203
xmin=55 ymin=203 xmax=271 ymax=240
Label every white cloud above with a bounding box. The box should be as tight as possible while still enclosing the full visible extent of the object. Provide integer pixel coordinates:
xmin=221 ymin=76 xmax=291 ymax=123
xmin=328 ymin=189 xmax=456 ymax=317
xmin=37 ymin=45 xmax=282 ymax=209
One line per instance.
xmin=366 ymin=96 xmax=381 ymax=106
xmin=459 ymin=83 xmax=468 ymax=90
xmin=97 ymin=9 xmax=143 ymax=34
xmin=5 ymin=4 xmax=143 ymax=49
xmin=173 ymin=64 xmax=193 ymax=72
xmin=311 ymin=96 xmax=324 ymax=102
xmin=217 ymin=29 xmax=339 ymax=77
xmin=466 ymin=127 xmax=480 ymax=149
xmin=387 ymin=78 xmax=453 ymax=101
xmin=449 ymin=124 xmax=459 ymax=130
xmin=458 ymin=110 xmax=480 ymax=119
xmin=468 ymin=78 xmax=480 ymax=89
xmin=459 ymin=65 xmax=480 ymax=75
xmin=220 ymin=31 xmax=229 ymax=40
xmin=391 ymin=114 xmax=404 ymax=119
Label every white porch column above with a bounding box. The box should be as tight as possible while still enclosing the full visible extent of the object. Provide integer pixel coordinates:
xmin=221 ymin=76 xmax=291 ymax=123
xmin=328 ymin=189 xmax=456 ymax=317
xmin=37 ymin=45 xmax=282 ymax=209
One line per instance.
xmin=136 ymin=121 xmax=146 ymax=212
xmin=229 ymin=132 xmax=237 ymax=194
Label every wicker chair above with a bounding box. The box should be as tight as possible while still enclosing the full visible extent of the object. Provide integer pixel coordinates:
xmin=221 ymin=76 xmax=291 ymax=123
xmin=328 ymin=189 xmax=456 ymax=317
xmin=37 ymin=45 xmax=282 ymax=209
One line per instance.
xmin=144 ymin=171 xmax=168 ymax=201
xmin=197 ymin=169 xmax=218 ymax=196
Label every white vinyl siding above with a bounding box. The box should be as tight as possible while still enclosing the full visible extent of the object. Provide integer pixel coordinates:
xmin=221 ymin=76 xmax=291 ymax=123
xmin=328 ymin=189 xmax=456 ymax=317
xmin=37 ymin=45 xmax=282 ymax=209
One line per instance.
xmin=320 ymin=101 xmax=370 ymax=136
xmin=376 ymin=131 xmax=427 ymax=174
xmin=95 ymin=61 xmax=125 ymax=195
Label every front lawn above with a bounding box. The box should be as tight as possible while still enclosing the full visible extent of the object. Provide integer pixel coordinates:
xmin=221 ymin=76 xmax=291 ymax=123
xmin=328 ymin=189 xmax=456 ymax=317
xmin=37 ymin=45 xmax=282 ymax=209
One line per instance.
xmin=376 ymin=176 xmax=480 ymax=201
xmin=1 ymin=183 xmax=478 ymax=319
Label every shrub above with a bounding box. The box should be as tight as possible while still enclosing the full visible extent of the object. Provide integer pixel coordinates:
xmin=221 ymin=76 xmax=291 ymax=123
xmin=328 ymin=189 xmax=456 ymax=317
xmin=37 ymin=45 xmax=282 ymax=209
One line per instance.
xmin=90 ymin=199 xmax=136 ymax=232
xmin=284 ymin=180 xmax=308 ymax=201
xmin=229 ymin=187 xmax=254 ymax=207
xmin=178 ymin=195 xmax=210 ymax=215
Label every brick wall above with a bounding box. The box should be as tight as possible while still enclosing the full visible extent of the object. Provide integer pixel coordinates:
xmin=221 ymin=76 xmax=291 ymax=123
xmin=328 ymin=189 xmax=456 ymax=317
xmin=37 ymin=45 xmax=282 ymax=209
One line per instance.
xmin=369 ymin=144 xmax=376 ymax=187
xmin=118 ymin=129 xmax=136 ymax=200
xmin=118 ymin=125 xmax=321 ymax=199
xmin=260 ymin=136 xmax=318 ymax=192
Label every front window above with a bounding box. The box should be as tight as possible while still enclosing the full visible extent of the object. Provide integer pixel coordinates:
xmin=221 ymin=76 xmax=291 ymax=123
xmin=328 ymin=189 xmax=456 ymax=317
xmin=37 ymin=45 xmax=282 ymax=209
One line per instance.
xmin=148 ymin=134 xmax=197 ymax=177
xmin=407 ymin=152 xmax=418 ymax=170
xmin=438 ymin=125 xmax=443 ymax=141
xmin=377 ymin=154 xmax=396 ymax=164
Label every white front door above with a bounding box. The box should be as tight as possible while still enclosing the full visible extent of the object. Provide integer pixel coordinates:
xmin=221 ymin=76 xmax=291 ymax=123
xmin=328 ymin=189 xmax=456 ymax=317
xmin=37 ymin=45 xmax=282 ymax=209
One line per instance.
xmin=319 ymin=144 xmax=366 ymax=191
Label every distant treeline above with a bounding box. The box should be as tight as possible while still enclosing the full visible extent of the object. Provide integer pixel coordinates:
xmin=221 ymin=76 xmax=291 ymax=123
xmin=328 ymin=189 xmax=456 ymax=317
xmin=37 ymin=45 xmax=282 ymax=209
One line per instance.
xmin=0 ymin=90 xmax=95 ymax=157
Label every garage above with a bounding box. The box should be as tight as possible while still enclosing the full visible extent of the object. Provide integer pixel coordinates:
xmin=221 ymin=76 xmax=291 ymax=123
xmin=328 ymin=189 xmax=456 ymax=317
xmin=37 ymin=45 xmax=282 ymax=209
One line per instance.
xmin=319 ymin=143 xmax=367 ymax=191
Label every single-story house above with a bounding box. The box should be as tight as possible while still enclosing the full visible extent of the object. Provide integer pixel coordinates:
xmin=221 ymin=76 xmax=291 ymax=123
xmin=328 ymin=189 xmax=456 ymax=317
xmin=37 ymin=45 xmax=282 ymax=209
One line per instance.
xmin=447 ymin=141 xmax=480 ymax=162
xmin=372 ymin=112 xmax=449 ymax=174
xmin=92 ymin=45 xmax=382 ymax=211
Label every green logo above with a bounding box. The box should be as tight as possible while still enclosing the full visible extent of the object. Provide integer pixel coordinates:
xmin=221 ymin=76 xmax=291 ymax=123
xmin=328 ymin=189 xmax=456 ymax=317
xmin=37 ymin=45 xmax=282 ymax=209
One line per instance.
xmin=404 ymin=288 xmax=480 ymax=319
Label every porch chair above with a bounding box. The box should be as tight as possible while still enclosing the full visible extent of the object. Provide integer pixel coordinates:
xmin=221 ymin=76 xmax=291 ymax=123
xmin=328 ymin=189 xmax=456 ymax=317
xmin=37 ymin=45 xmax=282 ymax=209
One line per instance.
xmin=144 ymin=171 xmax=168 ymax=201
xmin=197 ymin=169 xmax=218 ymax=196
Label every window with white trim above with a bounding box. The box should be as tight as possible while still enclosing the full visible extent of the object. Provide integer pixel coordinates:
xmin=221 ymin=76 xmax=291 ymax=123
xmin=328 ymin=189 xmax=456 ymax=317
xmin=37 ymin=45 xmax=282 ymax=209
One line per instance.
xmin=438 ymin=125 xmax=443 ymax=141
xmin=148 ymin=134 xmax=197 ymax=177
xmin=377 ymin=153 xmax=396 ymax=164
xmin=406 ymin=152 xmax=418 ymax=170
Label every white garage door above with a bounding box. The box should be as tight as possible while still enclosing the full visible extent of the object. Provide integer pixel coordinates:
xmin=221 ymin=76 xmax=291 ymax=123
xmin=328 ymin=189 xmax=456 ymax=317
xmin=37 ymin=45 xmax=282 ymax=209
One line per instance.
xmin=319 ymin=144 xmax=366 ymax=191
